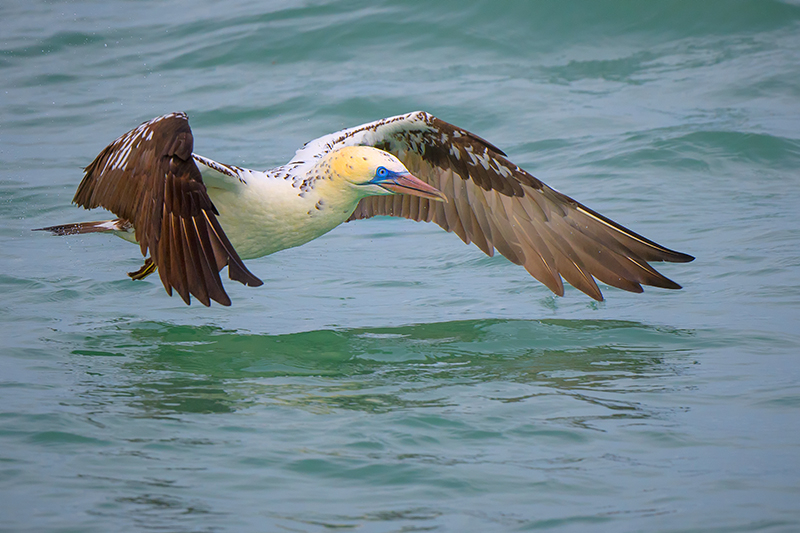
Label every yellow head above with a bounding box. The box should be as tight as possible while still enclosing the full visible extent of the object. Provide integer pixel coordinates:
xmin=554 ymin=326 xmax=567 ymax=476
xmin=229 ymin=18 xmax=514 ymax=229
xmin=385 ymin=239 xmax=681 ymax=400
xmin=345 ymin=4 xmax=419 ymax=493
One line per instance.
xmin=319 ymin=146 xmax=446 ymax=201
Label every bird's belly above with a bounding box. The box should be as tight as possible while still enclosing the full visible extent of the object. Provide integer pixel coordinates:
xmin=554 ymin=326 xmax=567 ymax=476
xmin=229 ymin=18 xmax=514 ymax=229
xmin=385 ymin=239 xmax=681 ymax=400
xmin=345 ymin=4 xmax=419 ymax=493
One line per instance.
xmin=208 ymin=184 xmax=357 ymax=260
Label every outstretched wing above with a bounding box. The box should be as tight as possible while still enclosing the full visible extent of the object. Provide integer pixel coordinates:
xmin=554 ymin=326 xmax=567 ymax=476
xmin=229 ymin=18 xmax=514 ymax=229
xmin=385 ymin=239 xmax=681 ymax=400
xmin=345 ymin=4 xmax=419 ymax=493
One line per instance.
xmin=296 ymin=111 xmax=693 ymax=301
xmin=73 ymin=112 xmax=263 ymax=306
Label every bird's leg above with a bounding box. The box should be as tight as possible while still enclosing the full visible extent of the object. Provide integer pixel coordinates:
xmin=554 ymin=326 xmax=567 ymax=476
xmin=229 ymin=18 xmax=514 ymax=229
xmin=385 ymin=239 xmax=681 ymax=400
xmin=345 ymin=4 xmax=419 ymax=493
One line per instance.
xmin=128 ymin=257 xmax=157 ymax=280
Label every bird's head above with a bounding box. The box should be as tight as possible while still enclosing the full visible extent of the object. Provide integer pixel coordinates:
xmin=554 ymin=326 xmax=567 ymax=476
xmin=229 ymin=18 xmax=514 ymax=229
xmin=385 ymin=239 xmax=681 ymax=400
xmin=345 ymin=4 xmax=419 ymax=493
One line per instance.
xmin=323 ymin=146 xmax=446 ymax=202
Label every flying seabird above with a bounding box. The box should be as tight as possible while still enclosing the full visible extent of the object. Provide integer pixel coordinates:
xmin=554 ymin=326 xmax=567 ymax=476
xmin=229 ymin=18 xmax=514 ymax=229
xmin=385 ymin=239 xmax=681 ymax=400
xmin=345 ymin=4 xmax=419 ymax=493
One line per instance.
xmin=37 ymin=111 xmax=694 ymax=306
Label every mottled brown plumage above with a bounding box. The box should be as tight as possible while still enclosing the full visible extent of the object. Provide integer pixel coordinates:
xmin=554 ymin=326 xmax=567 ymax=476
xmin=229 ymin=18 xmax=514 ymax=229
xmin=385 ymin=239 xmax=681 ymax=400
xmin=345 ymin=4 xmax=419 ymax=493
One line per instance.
xmin=345 ymin=113 xmax=693 ymax=300
xmin=71 ymin=112 xmax=262 ymax=306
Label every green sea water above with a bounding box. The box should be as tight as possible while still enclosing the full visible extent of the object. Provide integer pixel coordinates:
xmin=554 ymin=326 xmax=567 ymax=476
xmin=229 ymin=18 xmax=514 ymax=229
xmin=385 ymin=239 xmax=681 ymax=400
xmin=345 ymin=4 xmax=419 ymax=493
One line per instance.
xmin=2 ymin=1 xmax=800 ymax=531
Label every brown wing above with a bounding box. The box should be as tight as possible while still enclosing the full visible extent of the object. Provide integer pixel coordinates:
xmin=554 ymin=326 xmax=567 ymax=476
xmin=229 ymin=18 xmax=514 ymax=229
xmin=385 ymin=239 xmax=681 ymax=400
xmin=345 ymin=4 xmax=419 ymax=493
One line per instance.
xmin=73 ymin=112 xmax=263 ymax=306
xmin=346 ymin=112 xmax=693 ymax=301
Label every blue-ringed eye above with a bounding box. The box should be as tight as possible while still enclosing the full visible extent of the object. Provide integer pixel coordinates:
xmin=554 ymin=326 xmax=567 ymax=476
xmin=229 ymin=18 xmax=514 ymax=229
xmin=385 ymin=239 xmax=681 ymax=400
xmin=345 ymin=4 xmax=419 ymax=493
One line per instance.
xmin=376 ymin=166 xmax=389 ymax=178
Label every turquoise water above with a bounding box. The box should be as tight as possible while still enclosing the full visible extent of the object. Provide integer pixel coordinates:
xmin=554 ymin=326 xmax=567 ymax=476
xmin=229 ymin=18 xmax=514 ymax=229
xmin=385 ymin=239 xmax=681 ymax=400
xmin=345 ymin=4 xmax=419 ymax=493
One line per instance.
xmin=2 ymin=1 xmax=800 ymax=531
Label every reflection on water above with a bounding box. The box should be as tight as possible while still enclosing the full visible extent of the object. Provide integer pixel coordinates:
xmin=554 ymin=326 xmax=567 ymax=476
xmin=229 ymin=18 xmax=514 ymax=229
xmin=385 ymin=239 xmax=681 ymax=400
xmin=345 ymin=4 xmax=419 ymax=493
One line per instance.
xmin=37 ymin=317 xmax=708 ymax=532
xmin=58 ymin=319 xmax=700 ymax=420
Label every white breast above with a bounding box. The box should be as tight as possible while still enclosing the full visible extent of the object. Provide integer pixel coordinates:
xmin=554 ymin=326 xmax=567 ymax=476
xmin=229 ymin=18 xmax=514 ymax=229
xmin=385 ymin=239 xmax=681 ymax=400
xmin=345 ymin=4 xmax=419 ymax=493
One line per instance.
xmin=205 ymin=169 xmax=359 ymax=260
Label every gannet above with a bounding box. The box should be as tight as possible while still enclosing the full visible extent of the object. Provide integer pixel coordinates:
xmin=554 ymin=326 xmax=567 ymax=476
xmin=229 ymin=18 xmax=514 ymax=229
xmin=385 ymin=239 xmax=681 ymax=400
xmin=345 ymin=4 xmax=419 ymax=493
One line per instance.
xmin=37 ymin=111 xmax=694 ymax=306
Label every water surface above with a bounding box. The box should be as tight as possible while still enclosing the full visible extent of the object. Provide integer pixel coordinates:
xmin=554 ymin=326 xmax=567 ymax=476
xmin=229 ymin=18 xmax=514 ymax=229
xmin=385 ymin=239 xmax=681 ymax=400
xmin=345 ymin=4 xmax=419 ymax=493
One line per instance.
xmin=2 ymin=1 xmax=800 ymax=531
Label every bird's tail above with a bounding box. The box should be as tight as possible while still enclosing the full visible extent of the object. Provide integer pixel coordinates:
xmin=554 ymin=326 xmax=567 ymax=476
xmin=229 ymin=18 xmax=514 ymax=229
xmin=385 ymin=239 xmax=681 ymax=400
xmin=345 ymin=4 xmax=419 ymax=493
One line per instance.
xmin=33 ymin=218 xmax=131 ymax=236
xmin=34 ymin=219 xmax=159 ymax=281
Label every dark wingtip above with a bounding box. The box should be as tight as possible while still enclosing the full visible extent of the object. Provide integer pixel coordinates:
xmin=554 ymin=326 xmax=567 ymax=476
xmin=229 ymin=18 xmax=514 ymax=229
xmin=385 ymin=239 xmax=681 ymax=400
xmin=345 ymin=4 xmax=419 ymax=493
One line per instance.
xmin=655 ymin=244 xmax=694 ymax=263
xmin=652 ymin=248 xmax=695 ymax=264
xmin=213 ymin=295 xmax=232 ymax=307
xmin=662 ymin=279 xmax=683 ymax=290
xmin=648 ymin=274 xmax=683 ymax=290
xmin=228 ymin=262 xmax=264 ymax=287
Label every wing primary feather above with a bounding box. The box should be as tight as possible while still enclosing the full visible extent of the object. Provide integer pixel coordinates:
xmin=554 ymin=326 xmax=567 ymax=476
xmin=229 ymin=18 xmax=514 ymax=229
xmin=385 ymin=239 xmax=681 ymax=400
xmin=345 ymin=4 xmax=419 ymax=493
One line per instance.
xmin=191 ymin=215 xmax=231 ymax=306
xmin=574 ymin=204 xmax=694 ymax=263
xmin=169 ymin=210 xmax=189 ymax=302
xmin=180 ymin=216 xmax=212 ymax=306
xmin=156 ymin=212 xmax=175 ymax=299
xmin=485 ymin=192 xmax=526 ymax=266
xmin=511 ymin=215 xmax=565 ymax=295
xmin=341 ymin=111 xmax=692 ymax=298
xmin=202 ymin=211 xmax=263 ymax=288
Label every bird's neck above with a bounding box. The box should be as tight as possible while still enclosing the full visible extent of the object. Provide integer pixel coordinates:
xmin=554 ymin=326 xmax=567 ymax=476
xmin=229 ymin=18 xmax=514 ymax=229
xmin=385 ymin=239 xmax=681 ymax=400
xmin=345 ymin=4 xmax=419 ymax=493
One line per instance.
xmin=305 ymin=152 xmax=366 ymax=211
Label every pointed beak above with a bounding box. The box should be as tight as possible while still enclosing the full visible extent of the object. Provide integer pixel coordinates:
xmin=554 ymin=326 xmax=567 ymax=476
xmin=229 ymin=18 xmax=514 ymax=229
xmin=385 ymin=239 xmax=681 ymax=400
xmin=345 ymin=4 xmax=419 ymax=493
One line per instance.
xmin=377 ymin=172 xmax=448 ymax=202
